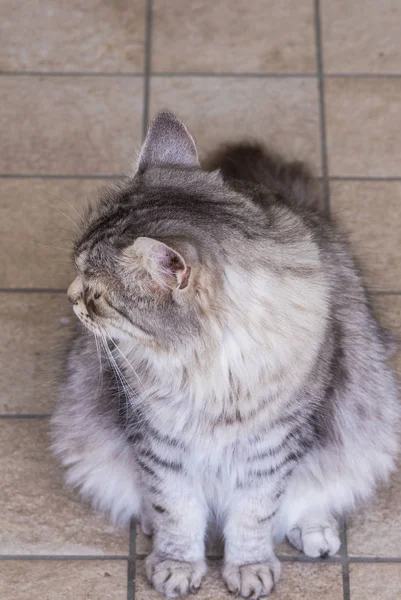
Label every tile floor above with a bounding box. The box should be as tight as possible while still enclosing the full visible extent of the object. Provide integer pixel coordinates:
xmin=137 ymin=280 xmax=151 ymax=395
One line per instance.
xmin=0 ymin=1 xmax=400 ymax=599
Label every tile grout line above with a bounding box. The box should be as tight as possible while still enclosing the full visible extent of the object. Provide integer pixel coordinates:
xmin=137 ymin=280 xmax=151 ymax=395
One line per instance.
xmin=1 ymin=71 xmax=401 ymax=78
xmin=0 ymin=555 xmax=130 ymax=560
xmin=314 ymin=0 xmax=330 ymax=216
xmin=0 ymin=414 xmax=51 ymax=419
xmin=330 ymin=176 xmax=401 ymax=182
xmin=324 ymin=73 xmax=401 ymax=79
xmin=348 ymin=557 xmax=401 ymax=564
xmin=2 ymin=552 xmax=401 ymax=563
xmin=371 ymin=290 xmax=401 ymax=295
xmin=142 ymin=0 xmax=153 ymax=141
xmin=0 ymin=71 xmax=145 ymax=77
xmin=127 ymin=519 xmax=137 ymax=600
xmin=340 ymin=519 xmax=351 ymax=600
xmin=0 ymin=174 xmax=126 ymax=180
xmin=151 ymin=72 xmax=316 ymax=78
xmin=0 ymin=288 xmax=67 ymax=293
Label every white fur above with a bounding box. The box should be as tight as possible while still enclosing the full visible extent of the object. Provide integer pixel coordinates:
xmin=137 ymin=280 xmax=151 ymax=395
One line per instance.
xmin=52 ymin=417 xmax=141 ymax=525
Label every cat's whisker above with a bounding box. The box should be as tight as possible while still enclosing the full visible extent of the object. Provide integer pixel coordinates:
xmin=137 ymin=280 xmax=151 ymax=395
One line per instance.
xmin=102 ymin=343 xmax=176 ymax=430
xmin=51 ymin=191 xmax=84 ymax=225
xmin=99 ymin=331 xmax=145 ymax=406
xmin=94 ymin=333 xmax=104 ymax=400
xmin=97 ymin=332 xmax=161 ymax=431
xmin=33 ymin=241 xmax=72 ymax=253
xmin=99 ymin=336 xmax=132 ymax=426
xmin=106 ymin=334 xmax=147 ymax=395
xmin=52 ymin=205 xmax=81 ymax=231
xmin=36 ymin=194 xmax=81 ymax=232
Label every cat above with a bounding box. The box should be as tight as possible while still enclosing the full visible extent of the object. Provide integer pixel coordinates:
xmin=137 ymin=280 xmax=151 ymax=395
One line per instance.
xmin=52 ymin=111 xmax=399 ymax=599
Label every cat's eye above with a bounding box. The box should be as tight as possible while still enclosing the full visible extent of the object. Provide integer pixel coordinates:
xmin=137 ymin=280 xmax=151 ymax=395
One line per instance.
xmin=94 ymin=291 xmax=101 ymax=300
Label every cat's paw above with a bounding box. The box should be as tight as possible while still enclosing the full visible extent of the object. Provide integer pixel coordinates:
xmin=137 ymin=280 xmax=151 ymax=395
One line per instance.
xmin=145 ymin=552 xmax=207 ymax=598
xmin=288 ymin=522 xmax=341 ymax=558
xmin=222 ymin=558 xmax=281 ymax=599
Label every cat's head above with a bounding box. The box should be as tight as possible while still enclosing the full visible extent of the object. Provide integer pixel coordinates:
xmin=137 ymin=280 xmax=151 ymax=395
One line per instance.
xmin=67 ymin=111 xmax=245 ymax=353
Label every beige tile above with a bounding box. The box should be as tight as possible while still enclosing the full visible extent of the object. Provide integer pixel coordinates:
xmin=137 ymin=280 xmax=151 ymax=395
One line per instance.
xmin=374 ymin=295 xmax=401 ymax=334
xmin=151 ymin=0 xmax=315 ymax=74
xmin=322 ymin=0 xmax=401 ymax=74
xmin=135 ymin=560 xmax=343 ymax=599
xmin=349 ymin=564 xmax=401 ymax=600
xmin=0 ymin=179 xmax=105 ymax=288
xmin=0 ymin=560 xmax=127 ymax=600
xmin=325 ymin=78 xmax=401 ymax=177
xmin=347 ymin=464 xmax=401 ymax=557
xmin=277 ymin=539 xmax=304 ymax=556
xmin=0 ymin=77 xmax=143 ymax=175
xmin=330 ymin=181 xmax=401 ymax=291
xmin=150 ymin=77 xmax=321 ymax=173
xmin=0 ymin=294 xmax=74 ymax=414
xmin=136 ymin=525 xmax=152 ymax=555
xmin=0 ymin=419 xmax=129 ymax=554
xmin=0 ymin=0 xmax=145 ymax=73
xmin=273 ymin=563 xmax=343 ymax=600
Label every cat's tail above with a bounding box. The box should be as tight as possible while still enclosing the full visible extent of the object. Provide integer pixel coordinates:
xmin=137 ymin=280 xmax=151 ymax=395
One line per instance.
xmin=204 ymin=143 xmax=321 ymax=210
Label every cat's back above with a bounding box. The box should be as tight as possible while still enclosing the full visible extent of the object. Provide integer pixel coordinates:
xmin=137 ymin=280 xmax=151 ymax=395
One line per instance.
xmin=205 ymin=142 xmax=322 ymax=212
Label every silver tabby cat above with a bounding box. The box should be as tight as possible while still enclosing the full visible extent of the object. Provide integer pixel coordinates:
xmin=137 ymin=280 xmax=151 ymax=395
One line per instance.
xmin=52 ymin=111 xmax=399 ymax=599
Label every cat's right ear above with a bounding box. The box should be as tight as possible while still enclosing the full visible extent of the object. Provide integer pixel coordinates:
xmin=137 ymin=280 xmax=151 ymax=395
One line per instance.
xmin=136 ymin=111 xmax=200 ymax=173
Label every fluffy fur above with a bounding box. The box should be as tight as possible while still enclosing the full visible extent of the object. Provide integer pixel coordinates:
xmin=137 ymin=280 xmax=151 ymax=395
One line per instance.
xmin=52 ymin=111 xmax=399 ymax=598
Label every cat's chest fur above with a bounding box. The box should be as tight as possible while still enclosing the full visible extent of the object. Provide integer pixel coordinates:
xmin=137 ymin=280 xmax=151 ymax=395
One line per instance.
xmin=132 ymin=402 xmax=299 ymax=518
xmin=118 ymin=344 xmax=305 ymax=487
xmin=115 ymin=267 xmax=329 ymax=501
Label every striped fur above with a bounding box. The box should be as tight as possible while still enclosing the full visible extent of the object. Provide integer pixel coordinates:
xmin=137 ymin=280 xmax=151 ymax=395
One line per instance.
xmin=52 ymin=112 xmax=399 ymax=599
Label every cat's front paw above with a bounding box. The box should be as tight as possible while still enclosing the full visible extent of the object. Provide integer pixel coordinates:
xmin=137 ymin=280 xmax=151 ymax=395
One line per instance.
xmin=222 ymin=558 xmax=281 ymax=599
xmin=145 ymin=552 xmax=207 ymax=598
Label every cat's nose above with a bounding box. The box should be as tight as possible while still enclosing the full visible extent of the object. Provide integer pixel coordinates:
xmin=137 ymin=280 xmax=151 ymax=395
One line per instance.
xmin=67 ymin=276 xmax=83 ymax=305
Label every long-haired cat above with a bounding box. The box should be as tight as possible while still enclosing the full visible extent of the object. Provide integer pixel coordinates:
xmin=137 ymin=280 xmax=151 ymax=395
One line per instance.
xmin=52 ymin=111 xmax=399 ymax=599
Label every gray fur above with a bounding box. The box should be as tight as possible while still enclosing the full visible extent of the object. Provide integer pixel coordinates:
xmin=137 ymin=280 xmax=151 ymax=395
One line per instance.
xmin=52 ymin=111 xmax=399 ymax=599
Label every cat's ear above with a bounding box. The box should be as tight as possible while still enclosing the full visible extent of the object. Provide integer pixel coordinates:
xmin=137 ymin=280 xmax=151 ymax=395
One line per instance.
xmin=132 ymin=237 xmax=191 ymax=292
xmin=137 ymin=111 xmax=199 ymax=172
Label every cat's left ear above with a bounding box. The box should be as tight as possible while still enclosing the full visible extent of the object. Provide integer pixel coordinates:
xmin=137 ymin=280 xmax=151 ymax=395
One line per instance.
xmin=132 ymin=237 xmax=192 ymax=292
xmin=137 ymin=111 xmax=200 ymax=172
